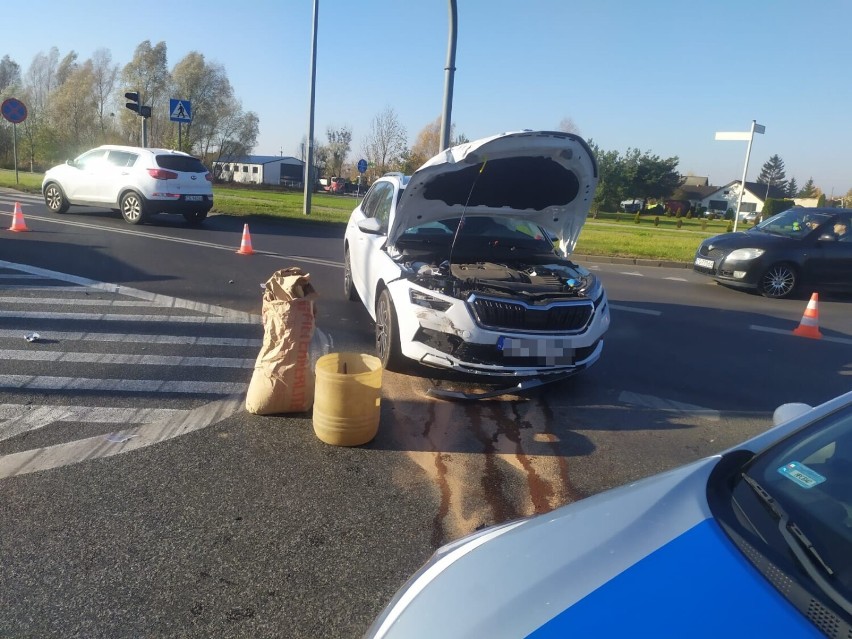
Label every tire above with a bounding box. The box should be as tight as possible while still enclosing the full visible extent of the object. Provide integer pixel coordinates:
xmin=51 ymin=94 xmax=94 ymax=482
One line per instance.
xmin=120 ymin=192 xmax=147 ymax=225
xmin=343 ymin=247 xmax=359 ymax=301
xmin=758 ymin=263 xmax=797 ymax=299
xmin=43 ymin=183 xmax=69 ymax=214
xmin=183 ymin=210 xmax=208 ymax=226
xmin=375 ymin=288 xmax=403 ymax=370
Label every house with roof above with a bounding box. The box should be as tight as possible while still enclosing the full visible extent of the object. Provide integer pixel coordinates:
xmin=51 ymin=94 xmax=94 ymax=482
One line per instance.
xmin=699 ymin=180 xmax=787 ymax=217
xmin=213 ymin=155 xmax=306 ymax=187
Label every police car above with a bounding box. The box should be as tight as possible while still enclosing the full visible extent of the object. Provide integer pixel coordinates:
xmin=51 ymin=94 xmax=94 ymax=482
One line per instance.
xmin=366 ymin=391 xmax=852 ymax=637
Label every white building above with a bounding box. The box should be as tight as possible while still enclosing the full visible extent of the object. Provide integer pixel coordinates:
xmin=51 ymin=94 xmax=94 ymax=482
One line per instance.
xmin=213 ymin=155 xmax=305 ymax=186
xmin=700 ymin=180 xmax=787 ymax=216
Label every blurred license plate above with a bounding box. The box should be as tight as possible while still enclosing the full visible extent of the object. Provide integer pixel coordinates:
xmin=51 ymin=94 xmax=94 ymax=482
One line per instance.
xmin=497 ymin=336 xmax=574 ymax=364
xmin=185 ymin=195 xmax=203 ymax=201
xmin=694 ymin=257 xmax=714 ymax=269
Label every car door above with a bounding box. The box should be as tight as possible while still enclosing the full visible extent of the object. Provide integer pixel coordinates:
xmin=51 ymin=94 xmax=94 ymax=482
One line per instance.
xmin=810 ymin=214 xmax=852 ymax=290
xmin=64 ymin=148 xmax=109 ymax=201
xmin=103 ymin=150 xmax=139 ymax=205
xmin=348 ymin=181 xmax=394 ymax=313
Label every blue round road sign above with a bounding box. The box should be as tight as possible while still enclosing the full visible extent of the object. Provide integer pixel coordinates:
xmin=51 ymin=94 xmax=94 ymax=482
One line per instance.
xmin=357 ymin=159 xmax=368 ymax=173
xmin=1 ymin=98 xmax=27 ymax=124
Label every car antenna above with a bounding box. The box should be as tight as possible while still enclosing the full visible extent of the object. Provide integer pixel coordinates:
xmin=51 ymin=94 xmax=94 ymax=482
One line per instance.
xmin=447 ymin=160 xmax=487 ymax=268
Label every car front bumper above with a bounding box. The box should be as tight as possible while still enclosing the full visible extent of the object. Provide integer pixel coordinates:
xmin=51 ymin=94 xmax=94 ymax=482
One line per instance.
xmin=389 ymin=280 xmax=611 ymax=377
xmin=693 ymin=252 xmax=765 ymax=289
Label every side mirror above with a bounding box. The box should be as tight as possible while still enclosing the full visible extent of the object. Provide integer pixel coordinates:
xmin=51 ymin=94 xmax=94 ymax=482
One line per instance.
xmin=357 ymin=217 xmax=384 ymax=235
xmin=65 ymin=159 xmax=75 ymax=167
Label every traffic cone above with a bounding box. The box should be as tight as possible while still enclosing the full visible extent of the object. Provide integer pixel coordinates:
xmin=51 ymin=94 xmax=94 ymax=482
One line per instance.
xmin=8 ymin=202 xmax=29 ymax=232
xmin=236 ymin=223 xmax=254 ymax=255
xmin=792 ymin=293 xmax=822 ymax=339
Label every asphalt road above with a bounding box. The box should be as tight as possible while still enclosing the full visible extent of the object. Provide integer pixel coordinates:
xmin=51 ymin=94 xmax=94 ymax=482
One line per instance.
xmin=1 ymin=191 xmax=850 ymax=638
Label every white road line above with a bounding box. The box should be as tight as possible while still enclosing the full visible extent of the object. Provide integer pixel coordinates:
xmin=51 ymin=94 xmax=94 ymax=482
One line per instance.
xmin=0 ymin=350 xmax=254 ymax=368
xmin=0 ymin=395 xmax=243 ymax=479
xmin=609 ymin=304 xmax=662 ymax=316
xmin=0 ymin=405 xmax=188 ymax=442
xmin=619 ymin=390 xmax=720 ymax=421
xmin=0 ymin=375 xmax=247 ymax=394
xmin=0 ymin=310 xmax=257 ymax=323
xmin=0 ymin=260 xmax=259 ymax=321
xmin=1 ymin=297 xmax=153 ymax=307
xmin=620 ymin=272 xmax=645 ymax=277
xmin=0 ymin=328 xmax=261 ymax=346
xmin=664 ymin=277 xmax=688 ymax=282
xmin=750 ymin=324 xmax=852 ymax=346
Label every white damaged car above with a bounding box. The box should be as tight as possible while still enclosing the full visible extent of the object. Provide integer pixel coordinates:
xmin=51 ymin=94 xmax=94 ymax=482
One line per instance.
xmin=343 ymin=130 xmax=609 ymax=377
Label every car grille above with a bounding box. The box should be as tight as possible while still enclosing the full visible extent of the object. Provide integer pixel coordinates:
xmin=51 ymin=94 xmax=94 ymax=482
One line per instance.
xmin=697 ymin=246 xmax=726 ymax=258
xmin=468 ymin=296 xmax=593 ymax=333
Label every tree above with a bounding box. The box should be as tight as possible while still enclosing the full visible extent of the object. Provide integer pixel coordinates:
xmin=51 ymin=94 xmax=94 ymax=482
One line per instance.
xmin=786 ymin=177 xmax=798 ymax=199
xmin=558 ymin=117 xmax=580 ymax=135
xmin=91 ymin=48 xmax=119 ymax=139
xmin=49 ymin=60 xmax=99 ymax=158
xmin=120 ymin=41 xmax=169 ymax=146
xmin=587 ymin=141 xmax=625 ymax=212
xmin=625 ymin=149 xmax=681 ymax=204
xmin=0 ymin=55 xmax=21 ymax=92
xmin=799 ymin=177 xmax=818 ymax=198
xmin=324 ymin=125 xmax=352 ymax=178
xmin=757 ymin=154 xmax=788 ymax=194
xmin=362 ymin=106 xmax=407 ymax=179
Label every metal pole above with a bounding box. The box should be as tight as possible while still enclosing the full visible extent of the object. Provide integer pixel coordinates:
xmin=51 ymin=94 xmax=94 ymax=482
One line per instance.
xmin=439 ymin=0 xmax=458 ymax=152
xmin=179 ymin=122 xmax=182 ymax=152
xmin=12 ymin=122 xmax=18 ymax=184
xmin=303 ymin=0 xmax=319 ymax=216
xmin=733 ymin=120 xmax=757 ymax=233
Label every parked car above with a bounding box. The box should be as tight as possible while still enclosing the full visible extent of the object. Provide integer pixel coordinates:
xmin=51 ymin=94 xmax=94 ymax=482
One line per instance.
xmin=42 ymin=145 xmax=213 ymax=225
xmin=366 ymin=390 xmax=852 ymax=638
xmin=693 ymin=207 xmax=852 ymax=298
xmin=739 ymin=210 xmax=760 ymax=224
xmin=620 ymin=198 xmax=642 ymax=213
xmin=343 ymin=130 xmax=610 ymax=377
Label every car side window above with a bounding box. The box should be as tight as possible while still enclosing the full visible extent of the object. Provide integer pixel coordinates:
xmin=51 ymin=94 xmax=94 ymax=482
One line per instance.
xmin=75 ymin=149 xmax=108 ymax=170
xmin=362 ymin=182 xmax=394 ymax=231
xmin=106 ymin=151 xmax=138 ymax=168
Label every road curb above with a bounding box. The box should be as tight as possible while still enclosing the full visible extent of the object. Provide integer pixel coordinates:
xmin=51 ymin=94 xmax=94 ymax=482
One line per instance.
xmin=573 ymin=254 xmax=692 ymax=269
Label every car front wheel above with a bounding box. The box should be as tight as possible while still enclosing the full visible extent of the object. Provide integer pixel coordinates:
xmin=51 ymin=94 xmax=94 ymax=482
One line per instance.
xmin=758 ymin=263 xmax=797 ymax=298
xmin=44 ymin=183 xmax=69 ymax=214
xmin=376 ymin=288 xmax=402 ymax=370
xmin=343 ymin=247 xmax=359 ymax=301
xmin=120 ymin=192 xmax=147 ymax=225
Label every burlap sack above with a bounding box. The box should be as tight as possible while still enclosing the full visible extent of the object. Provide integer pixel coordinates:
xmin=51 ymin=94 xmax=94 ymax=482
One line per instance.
xmin=245 ymin=268 xmax=318 ymax=414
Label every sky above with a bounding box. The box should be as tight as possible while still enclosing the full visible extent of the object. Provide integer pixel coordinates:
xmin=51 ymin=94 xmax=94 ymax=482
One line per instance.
xmin=3 ymin=0 xmax=851 ymax=195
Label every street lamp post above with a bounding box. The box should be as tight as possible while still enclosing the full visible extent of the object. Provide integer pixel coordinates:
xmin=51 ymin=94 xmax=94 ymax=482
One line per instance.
xmin=715 ymin=120 xmax=765 ymax=232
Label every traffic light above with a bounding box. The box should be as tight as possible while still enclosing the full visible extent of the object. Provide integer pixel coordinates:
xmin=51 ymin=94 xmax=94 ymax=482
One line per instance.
xmin=124 ymin=91 xmax=151 ymax=118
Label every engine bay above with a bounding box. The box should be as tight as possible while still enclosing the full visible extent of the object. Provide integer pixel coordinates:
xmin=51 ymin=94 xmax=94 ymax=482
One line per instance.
xmin=406 ymin=260 xmax=594 ymax=301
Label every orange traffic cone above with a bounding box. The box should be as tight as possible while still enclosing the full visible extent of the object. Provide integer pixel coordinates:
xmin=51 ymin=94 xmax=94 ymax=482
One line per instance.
xmin=792 ymin=293 xmax=822 ymax=339
xmin=8 ymin=202 xmax=29 ymax=232
xmin=236 ymin=223 xmax=254 ymax=255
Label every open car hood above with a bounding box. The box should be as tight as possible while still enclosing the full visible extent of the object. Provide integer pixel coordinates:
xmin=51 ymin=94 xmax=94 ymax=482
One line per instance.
xmin=389 ymin=130 xmax=598 ymax=256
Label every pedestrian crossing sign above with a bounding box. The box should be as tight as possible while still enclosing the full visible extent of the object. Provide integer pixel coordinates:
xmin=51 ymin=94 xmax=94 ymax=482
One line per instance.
xmin=169 ymin=99 xmax=192 ymax=122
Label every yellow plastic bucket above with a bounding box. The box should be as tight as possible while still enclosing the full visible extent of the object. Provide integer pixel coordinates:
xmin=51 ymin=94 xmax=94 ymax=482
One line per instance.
xmin=312 ymin=352 xmax=383 ymax=446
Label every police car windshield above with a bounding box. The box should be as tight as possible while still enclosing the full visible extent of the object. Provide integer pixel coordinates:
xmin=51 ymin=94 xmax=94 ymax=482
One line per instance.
xmin=742 ymin=405 xmax=852 ymax=606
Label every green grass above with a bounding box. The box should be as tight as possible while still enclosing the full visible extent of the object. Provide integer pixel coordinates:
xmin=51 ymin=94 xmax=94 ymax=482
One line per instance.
xmin=1 ymin=168 xmax=728 ymax=261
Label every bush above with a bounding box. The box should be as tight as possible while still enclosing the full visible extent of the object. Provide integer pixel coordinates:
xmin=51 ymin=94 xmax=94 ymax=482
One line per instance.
xmin=727 ymin=221 xmax=734 ymax=232
xmin=701 ymin=219 xmax=707 ymax=230
xmin=762 ymin=198 xmax=795 ymax=219
xmin=676 ymin=218 xmax=683 ymax=229
xmin=634 ymin=212 xmax=641 ymax=224
xmin=654 ymin=216 xmax=659 ymax=227
xmin=686 ymin=210 xmax=693 ymax=219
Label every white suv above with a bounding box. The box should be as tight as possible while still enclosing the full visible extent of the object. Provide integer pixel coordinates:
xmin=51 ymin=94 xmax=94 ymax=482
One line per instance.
xmin=42 ymin=145 xmax=214 ymax=225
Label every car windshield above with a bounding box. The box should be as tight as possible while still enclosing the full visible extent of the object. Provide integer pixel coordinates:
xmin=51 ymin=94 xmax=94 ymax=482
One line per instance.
xmin=397 ymin=216 xmax=556 ymax=257
xmin=756 ymin=210 xmax=832 ymax=238
xmin=740 ymin=404 xmax=852 ymax=602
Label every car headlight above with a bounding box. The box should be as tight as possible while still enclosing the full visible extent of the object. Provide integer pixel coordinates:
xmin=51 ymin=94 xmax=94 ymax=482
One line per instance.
xmin=409 ymin=289 xmax=453 ymax=312
xmin=726 ymin=248 xmax=765 ymax=261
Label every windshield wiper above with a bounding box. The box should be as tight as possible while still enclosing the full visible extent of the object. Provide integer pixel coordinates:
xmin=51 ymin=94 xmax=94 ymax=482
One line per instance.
xmin=741 ymin=473 xmax=834 ymax=575
xmin=741 ymin=473 xmax=852 ymax=616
